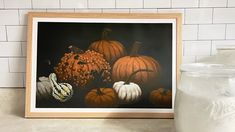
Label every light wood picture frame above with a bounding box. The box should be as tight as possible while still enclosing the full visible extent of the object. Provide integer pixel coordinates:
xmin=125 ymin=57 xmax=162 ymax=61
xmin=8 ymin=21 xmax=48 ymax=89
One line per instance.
xmin=25 ymin=12 xmax=182 ymax=118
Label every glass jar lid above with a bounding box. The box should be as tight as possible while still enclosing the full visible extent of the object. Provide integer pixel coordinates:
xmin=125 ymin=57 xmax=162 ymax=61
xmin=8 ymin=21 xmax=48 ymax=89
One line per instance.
xmin=181 ymin=63 xmax=235 ymax=77
xmin=216 ymin=45 xmax=235 ymax=50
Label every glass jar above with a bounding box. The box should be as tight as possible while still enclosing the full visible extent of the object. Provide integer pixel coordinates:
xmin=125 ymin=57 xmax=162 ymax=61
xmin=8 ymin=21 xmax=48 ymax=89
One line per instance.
xmin=200 ymin=45 xmax=235 ymax=65
xmin=175 ymin=63 xmax=235 ymax=132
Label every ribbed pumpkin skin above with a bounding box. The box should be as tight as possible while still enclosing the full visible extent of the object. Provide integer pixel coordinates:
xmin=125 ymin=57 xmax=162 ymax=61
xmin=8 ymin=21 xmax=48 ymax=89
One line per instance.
xmin=112 ymin=56 xmax=160 ymax=86
xmin=85 ymin=88 xmax=118 ymax=107
xmin=54 ymin=50 xmax=111 ymax=88
xmin=89 ymin=40 xmax=126 ymax=65
xmin=149 ymin=88 xmax=172 ymax=107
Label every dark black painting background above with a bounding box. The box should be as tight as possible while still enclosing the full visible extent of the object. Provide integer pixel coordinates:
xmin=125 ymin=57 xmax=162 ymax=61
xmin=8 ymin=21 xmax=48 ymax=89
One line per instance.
xmin=36 ymin=22 xmax=172 ymax=108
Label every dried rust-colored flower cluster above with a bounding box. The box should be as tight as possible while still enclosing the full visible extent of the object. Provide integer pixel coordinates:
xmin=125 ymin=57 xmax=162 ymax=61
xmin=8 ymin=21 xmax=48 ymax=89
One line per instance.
xmin=54 ymin=50 xmax=111 ymax=88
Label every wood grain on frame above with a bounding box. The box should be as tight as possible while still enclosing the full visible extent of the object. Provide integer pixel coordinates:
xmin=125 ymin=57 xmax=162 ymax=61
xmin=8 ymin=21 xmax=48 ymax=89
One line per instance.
xmin=25 ymin=12 xmax=182 ymax=118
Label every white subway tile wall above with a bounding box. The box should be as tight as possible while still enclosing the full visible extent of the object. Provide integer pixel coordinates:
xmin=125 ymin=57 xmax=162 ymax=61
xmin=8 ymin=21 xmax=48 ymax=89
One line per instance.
xmin=213 ymin=8 xmax=235 ymax=23
xmin=9 ymin=58 xmax=26 ymax=72
xmin=60 ymin=0 xmax=87 ymax=8
xmin=0 ymin=58 xmax=9 ymax=72
xmin=0 ymin=42 xmax=22 ymax=57
xmin=144 ymin=0 xmax=171 ymax=8
xmin=130 ymin=9 xmax=157 ymax=13
xmin=0 ymin=0 xmax=4 ymax=8
xmin=0 ymin=0 xmax=234 ymax=87
xmin=185 ymin=8 xmax=213 ymax=24
xmin=211 ymin=40 xmax=235 ymax=55
xmin=226 ymin=24 xmax=235 ymax=39
xmin=0 ymin=26 xmax=6 ymax=41
xmin=182 ymin=25 xmax=198 ymax=40
xmin=103 ymin=9 xmax=130 ymax=13
xmin=228 ymin=0 xmax=235 ymax=7
xmin=184 ymin=41 xmax=211 ymax=56
xmin=75 ymin=9 xmax=102 ymax=13
xmin=0 ymin=10 xmax=19 ymax=25
xmin=4 ymin=0 xmax=32 ymax=9
xmin=46 ymin=9 xmax=75 ymax=13
xmin=116 ymin=0 xmax=143 ymax=8
xmin=6 ymin=26 xmax=27 ymax=41
xmin=199 ymin=0 xmax=227 ymax=7
xmin=88 ymin=0 xmax=115 ymax=8
xmin=172 ymin=0 xmax=198 ymax=8
xmin=32 ymin=0 xmax=60 ymax=9
xmin=198 ymin=24 xmax=226 ymax=40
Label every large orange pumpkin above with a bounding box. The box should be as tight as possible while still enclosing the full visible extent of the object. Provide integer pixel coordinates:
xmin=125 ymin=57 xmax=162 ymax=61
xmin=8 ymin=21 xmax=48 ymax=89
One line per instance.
xmin=88 ymin=28 xmax=126 ymax=65
xmin=112 ymin=42 xmax=160 ymax=86
xmin=85 ymin=87 xmax=118 ymax=107
xmin=54 ymin=46 xmax=111 ymax=88
xmin=149 ymin=88 xmax=172 ymax=107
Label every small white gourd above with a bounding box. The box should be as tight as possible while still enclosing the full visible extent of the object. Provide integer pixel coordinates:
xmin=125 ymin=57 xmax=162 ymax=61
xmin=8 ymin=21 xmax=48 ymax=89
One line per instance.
xmin=113 ymin=69 xmax=153 ymax=104
xmin=36 ymin=76 xmax=52 ymax=100
xmin=49 ymin=73 xmax=73 ymax=102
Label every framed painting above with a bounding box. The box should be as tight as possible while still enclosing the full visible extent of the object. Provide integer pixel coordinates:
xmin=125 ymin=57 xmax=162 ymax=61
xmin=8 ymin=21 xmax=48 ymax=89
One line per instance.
xmin=25 ymin=12 xmax=182 ymax=118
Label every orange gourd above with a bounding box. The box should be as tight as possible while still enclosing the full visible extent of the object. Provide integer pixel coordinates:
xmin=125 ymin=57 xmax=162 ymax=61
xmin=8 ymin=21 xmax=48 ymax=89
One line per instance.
xmin=149 ymin=88 xmax=172 ymax=107
xmin=85 ymin=87 xmax=118 ymax=107
xmin=85 ymin=70 xmax=118 ymax=107
xmin=89 ymin=28 xmax=126 ymax=65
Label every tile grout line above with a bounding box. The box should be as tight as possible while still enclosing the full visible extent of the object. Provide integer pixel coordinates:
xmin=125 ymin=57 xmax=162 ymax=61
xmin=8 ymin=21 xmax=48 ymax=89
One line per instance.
xmin=198 ymin=0 xmax=200 ymax=7
xmin=87 ymin=0 xmax=89 ymax=9
xmin=115 ymin=0 xmax=117 ymax=8
xmin=225 ymin=24 xmax=227 ymax=39
xmin=2 ymin=6 xmax=235 ymax=10
xmin=59 ymin=0 xmax=61 ymax=8
xmin=142 ymin=0 xmax=144 ymax=8
xmin=227 ymin=0 xmax=229 ymax=7
xmin=184 ymin=8 xmax=186 ymax=26
xmin=170 ymin=0 xmax=173 ymax=8
xmin=31 ymin=0 xmax=33 ymax=9
xmin=4 ymin=25 xmax=8 ymax=41
xmin=2 ymin=0 xmax=5 ymax=8
xmin=197 ymin=24 xmax=199 ymax=40
xmin=20 ymin=42 xmax=23 ymax=56
xmin=212 ymin=8 xmax=214 ymax=24
xmin=7 ymin=56 xmax=10 ymax=72
xmin=0 ymin=56 xmax=26 ymax=58
xmin=210 ymin=40 xmax=213 ymax=55
xmin=17 ymin=9 xmax=20 ymax=25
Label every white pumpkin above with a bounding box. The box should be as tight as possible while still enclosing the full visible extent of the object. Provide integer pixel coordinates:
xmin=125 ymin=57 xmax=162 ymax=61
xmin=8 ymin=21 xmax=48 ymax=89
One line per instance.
xmin=49 ymin=73 xmax=73 ymax=102
xmin=36 ymin=76 xmax=52 ymax=100
xmin=113 ymin=81 xmax=142 ymax=103
xmin=113 ymin=69 xmax=153 ymax=104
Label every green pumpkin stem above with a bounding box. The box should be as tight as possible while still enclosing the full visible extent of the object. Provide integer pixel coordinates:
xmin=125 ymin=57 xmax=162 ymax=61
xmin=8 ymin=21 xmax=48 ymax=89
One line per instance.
xmin=68 ymin=45 xmax=84 ymax=54
xmin=130 ymin=41 xmax=141 ymax=57
xmin=102 ymin=28 xmax=112 ymax=40
xmin=124 ymin=69 xmax=153 ymax=84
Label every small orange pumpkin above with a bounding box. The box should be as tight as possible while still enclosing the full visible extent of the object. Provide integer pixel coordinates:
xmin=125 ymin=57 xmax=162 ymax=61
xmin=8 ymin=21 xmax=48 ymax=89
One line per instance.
xmin=54 ymin=45 xmax=111 ymax=88
xmin=89 ymin=28 xmax=126 ymax=65
xmin=149 ymin=88 xmax=172 ymax=107
xmin=112 ymin=41 xmax=160 ymax=86
xmin=85 ymin=87 xmax=118 ymax=107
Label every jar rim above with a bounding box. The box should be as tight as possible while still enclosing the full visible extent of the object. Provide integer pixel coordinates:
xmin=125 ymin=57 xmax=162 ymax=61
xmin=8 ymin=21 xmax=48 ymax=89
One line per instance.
xmin=216 ymin=45 xmax=235 ymax=50
xmin=181 ymin=63 xmax=235 ymax=77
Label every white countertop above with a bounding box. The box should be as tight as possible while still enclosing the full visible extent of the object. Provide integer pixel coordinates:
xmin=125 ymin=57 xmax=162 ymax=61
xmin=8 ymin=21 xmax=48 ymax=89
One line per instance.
xmin=0 ymin=88 xmax=175 ymax=132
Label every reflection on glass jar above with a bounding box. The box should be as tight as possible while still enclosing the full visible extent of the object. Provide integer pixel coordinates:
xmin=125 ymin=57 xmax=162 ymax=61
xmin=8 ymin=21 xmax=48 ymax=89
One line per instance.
xmin=175 ymin=64 xmax=235 ymax=132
